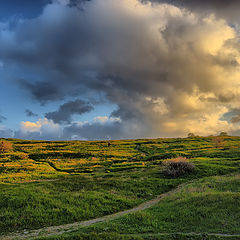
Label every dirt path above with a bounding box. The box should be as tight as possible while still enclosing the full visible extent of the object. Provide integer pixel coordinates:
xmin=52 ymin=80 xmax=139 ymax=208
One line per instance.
xmin=0 ymin=183 xmax=186 ymax=240
xmin=1 ymin=182 xmax=239 ymax=240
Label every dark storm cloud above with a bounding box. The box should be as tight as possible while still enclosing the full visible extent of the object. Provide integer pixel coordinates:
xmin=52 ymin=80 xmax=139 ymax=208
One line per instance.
xmin=221 ymin=108 xmax=240 ymax=124
xmin=25 ymin=109 xmax=38 ymax=117
xmin=20 ymin=80 xmax=64 ymax=103
xmin=68 ymin=0 xmax=91 ymax=8
xmin=1 ymin=0 xmax=240 ymax=139
xmin=229 ymin=109 xmax=240 ymax=123
xmin=231 ymin=115 xmax=240 ymax=123
xmin=145 ymin=0 xmax=240 ymax=22
xmin=45 ymin=99 xmax=94 ymax=124
xmin=200 ymin=92 xmax=237 ymax=104
xmin=145 ymin=0 xmax=240 ymax=8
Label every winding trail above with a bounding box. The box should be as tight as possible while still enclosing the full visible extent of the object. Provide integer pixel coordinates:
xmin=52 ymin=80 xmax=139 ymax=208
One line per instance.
xmin=1 ymin=181 xmax=239 ymax=240
xmin=0 ymin=183 xmax=186 ymax=240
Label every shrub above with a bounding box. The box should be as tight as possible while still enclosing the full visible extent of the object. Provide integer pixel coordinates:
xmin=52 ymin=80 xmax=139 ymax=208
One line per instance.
xmin=0 ymin=140 xmax=13 ymax=153
xmin=10 ymin=152 xmax=29 ymax=160
xmin=163 ymin=157 xmax=195 ymax=177
xmin=212 ymin=136 xmax=225 ymax=148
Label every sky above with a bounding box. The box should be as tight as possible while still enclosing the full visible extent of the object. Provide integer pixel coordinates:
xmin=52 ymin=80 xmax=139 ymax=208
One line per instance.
xmin=1 ymin=0 xmax=240 ymax=140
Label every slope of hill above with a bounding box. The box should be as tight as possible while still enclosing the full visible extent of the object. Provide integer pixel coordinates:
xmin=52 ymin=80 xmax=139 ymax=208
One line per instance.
xmin=0 ymin=136 xmax=239 ymax=239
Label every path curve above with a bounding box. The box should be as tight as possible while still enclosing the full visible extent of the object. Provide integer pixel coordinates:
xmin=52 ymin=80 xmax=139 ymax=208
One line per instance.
xmin=0 ymin=183 xmax=186 ymax=240
xmin=2 ymin=182 xmax=239 ymax=240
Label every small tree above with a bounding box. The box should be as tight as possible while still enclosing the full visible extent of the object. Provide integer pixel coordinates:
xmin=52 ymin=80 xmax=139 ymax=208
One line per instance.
xmin=219 ymin=132 xmax=228 ymax=136
xmin=0 ymin=140 xmax=13 ymax=153
xmin=187 ymin=133 xmax=195 ymax=138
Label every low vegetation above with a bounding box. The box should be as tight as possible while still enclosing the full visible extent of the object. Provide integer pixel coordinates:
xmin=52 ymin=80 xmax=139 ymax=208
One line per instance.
xmin=0 ymin=136 xmax=239 ymax=239
xmin=35 ymin=232 xmax=240 ymax=240
xmin=81 ymin=174 xmax=240 ymax=234
xmin=0 ymin=140 xmax=13 ymax=153
xmin=162 ymin=157 xmax=195 ymax=177
xmin=38 ymin=174 xmax=239 ymax=240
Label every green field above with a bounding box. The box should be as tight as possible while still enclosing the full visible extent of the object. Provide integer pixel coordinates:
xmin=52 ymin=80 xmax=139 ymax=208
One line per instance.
xmin=0 ymin=136 xmax=240 ymax=240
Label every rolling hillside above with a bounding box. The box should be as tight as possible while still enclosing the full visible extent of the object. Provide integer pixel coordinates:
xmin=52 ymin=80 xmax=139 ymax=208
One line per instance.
xmin=0 ymin=136 xmax=239 ymax=240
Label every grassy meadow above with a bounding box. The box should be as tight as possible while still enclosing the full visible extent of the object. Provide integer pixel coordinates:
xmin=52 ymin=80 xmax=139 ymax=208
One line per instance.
xmin=0 ymin=136 xmax=239 ymax=239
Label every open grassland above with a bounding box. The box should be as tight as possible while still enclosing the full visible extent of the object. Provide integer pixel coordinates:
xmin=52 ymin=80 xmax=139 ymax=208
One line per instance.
xmin=75 ymin=174 xmax=240 ymax=237
xmin=33 ymin=174 xmax=240 ymax=240
xmin=0 ymin=136 xmax=240 ymax=239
